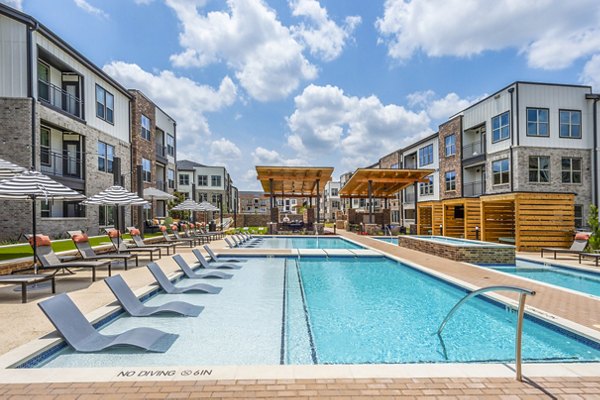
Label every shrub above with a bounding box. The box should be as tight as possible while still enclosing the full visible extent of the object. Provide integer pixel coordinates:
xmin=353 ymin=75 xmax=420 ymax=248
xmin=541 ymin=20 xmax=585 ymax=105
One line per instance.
xmin=588 ymin=204 xmax=600 ymax=251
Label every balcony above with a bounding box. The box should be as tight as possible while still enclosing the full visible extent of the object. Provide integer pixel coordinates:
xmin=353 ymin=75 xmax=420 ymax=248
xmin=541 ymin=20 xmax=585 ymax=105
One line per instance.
xmin=40 ymin=149 xmax=84 ymax=190
xmin=156 ymin=180 xmax=166 ymax=191
xmin=155 ymin=143 xmax=167 ymax=163
xmin=462 ymin=141 xmax=485 ymax=160
xmin=463 ymin=180 xmax=485 ymax=197
xmin=404 ymin=192 xmax=415 ymax=204
xmin=38 ymin=79 xmax=83 ymax=119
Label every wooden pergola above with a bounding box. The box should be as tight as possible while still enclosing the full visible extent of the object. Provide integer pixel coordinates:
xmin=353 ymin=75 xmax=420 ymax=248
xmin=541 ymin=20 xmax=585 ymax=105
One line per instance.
xmin=441 ymin=197 xmax=482 ymax=240
xmin=416 ymin=200 xmax=443 ymax=235
xmin=255 ymin=166 xmax=334 ymax=223
xmin=339 ymin=168 xmax=434 ymax=224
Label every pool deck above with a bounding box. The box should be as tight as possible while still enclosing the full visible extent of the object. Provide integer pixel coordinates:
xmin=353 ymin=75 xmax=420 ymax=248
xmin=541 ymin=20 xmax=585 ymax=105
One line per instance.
xmin=0 ymin=232 xmax=599 ymax=398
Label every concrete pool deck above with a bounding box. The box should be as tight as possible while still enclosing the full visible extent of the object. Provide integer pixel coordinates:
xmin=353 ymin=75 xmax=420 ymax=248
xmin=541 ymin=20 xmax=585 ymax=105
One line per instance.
xmin=0 ymin=232 xmax=599 ymax=398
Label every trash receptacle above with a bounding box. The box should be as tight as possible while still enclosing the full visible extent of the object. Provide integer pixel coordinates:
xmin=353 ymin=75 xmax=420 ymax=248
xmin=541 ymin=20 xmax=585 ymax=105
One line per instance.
xmin=209 ymin=221 xmax=216 ymax=232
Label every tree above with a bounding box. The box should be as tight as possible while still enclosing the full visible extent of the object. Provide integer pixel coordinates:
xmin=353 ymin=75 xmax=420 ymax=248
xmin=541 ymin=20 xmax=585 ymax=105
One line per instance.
xmin=587 ymin=204 xmax=600 ymax=250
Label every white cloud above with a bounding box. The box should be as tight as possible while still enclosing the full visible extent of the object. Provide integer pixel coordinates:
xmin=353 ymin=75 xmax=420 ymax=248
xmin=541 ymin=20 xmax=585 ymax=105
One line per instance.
xmin=73 ymin=0 xmax=109 ymax=18
xmin=166 ymin=0 xmax=318 ymax=101
xmin=133 ymin=0 xmax=153 ymax=4
xmin=209 ymin=138 xmax=242 ymax=161
xmin=0 ymin=0 xmax=22 ymax=10
xmin=407 ymin=90 xmax=483 ymax=120
xmin=289 ymin=0 xmax=361 ymax=61
xmin=580 ymin=54 xmax=600 ymax=90
xmin=376 ymin=0 xmax=600 ymax=70
xmin=252 ymin=146 xmax=307 ymax=166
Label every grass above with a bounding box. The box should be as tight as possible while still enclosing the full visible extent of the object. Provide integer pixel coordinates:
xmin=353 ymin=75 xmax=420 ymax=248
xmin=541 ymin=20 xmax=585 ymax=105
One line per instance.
xmin=0 ymin=232 xmax=163 ymax=262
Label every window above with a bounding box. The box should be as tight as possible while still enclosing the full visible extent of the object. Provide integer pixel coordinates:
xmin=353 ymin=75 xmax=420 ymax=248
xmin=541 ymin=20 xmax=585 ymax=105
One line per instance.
xmin=574 ymin=204 xmax=583 ymax=229
xmin=492 ymin=111 xmax=510 ymax=142
xmin=492 ymin=158 xmax=510 ymax=185
xmin=445 ymin=134 xmax=456 ymax=157
xmin=141 ymin=115 xmax=151 ymax=140
xmin=420 ymin=176 xmax=434 ymax=195
xmin=404 ymin=209 xmax=415 ymax=220
xmin=168 ymin=169 xmax=175 ymax=189
xmin=95 ymin=85 xmax=114 ymax=123
xmin=419 ymin=144 xmax=433 ymax=166
xmin=212 ymin=194 xmax=219 ymax=204
xmin=445 ymin=171 xmax=456 ymax=191
xmin=179 ymin=174 xmax=189 ymax=186
xmin=41 ymin=202 xmax=50 ymax=218
xmin=99 ymin=205 xmax=115 ymax=226
xmin=41 ymin=127 xmax=51 ymax=166
xmin=198 ymin=175 xmax=208 ymax=186
xmin=559 ymin=110 xmax=581 ymax=138
xmin=142 ymin=158 xmax=151 ymax=182
xmin=167 ymin=134 xmax=175 ymax=156
xmin=562 ymin=157 xmax=582 ymax=183
xmin=526 ymin=108 xmax=549 ymax=137
xmin=331 ymin=188 xmax=339 ymax=196
xmin=528 ymin=156 xmax=550 ymax=183
xmin=211 ymin=175 xmax=221 ymax=187
xmin=97 ymin=141 xmax=114 ymax=173
xmin=37 ymin=61 xmax=50 ymax=102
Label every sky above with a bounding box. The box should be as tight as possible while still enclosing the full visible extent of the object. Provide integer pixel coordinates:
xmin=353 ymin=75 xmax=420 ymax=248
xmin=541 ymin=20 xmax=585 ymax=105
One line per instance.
xmin=3 ymin=0 xmax=600 ymax=190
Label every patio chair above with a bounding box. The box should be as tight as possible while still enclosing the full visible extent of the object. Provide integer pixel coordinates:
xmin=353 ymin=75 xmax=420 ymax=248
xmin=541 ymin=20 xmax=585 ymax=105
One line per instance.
xmin=158 ymin=226 xmax=188 ymax=247
xmin=192 ymin=249 xmax=241 ymax=270
xmin=38 ymin=293 xmax=178 ymax=353
xmin=68 ymin=230 xmax=138 ymax=270
xmin=203 ymin=245 xmax=247 ymax=263
xmin=104 ymin=275 xmax=203 ymax=317
xmin=28 ymin=235 xmax=111 ymax=281
xmin=127 ymin=227 xmax=177 ymax=255
xmin=540 ymin=233 xmax=590 ymax=259
xmin=188 ymin=224 xmax=214 ymax=242
xmin=180 ymin=224 xmax=208 ymax=244
xmin=146 ymin=262 xmax=222 ymax=294
xmin=172 ymin=254 xmax=232 ymax=279
xmin=224 ymin=237 xmax=237 ymax=248
xmin=170 ymin=225 xmax=199 ymax=247
xmin=106 ymin=229 xmax=161 ymax=261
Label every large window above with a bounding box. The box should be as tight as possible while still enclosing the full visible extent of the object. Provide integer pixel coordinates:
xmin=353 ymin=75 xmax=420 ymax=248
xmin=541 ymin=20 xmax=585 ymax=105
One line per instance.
xmin=526 ymin=108 xmax=549 ymax=137
xmin=559 ymin=110 xmax=581 ymax=138
xmin=492 ymin=158 xmax=510 ymax=185
xmin=167 ymin=134 xmax=175 ymax=156
xmin=212 ymin=194 xmax=219 ymax=204
xmin=95 ymin=85 xmax=114 ymax=123
xmin=168 ymin=169 xmax=175 ymax=189
xmin=142 ymin=158 xmax=151 ymax=182
xmin=444 ymin=134 xmax=456 ymax=157
xmin=492 ymin=111 xmax=510 ymax=143
xmin=198 ymin=175 xmax=208 ymax=186
xmin=419 ymin=144 xmax=433 ymax=166
xmin=211 ymin=175 xmax=221 ymax=187
xmin=331 ymin=188 xmax=339 ymax=196
xmin=528 ymin=156 xmax=550 ymax=183
xmin=179 ymin=174 xmax=189 ymax=186
xmin=445 ymin=171 xmax=456 ymax=191
xmin=420 ymin=176 xmax=434 ymax=195
xmin=37 ymin=61 xmax=50 ymax=102
xmin=97 ymin=141 xmax=114 ymax=173
xmin=41 ymin=126 xmax=51 ymax=166
xmin=562 ymin=157 xmax=582 ymax=183
xmin=99 ymin=205 xmax=115 ymax=226
xmin=141 ymin=115 xmax=151 ymax=141
xmin=575 ymin=204 xmax=583 ymax=229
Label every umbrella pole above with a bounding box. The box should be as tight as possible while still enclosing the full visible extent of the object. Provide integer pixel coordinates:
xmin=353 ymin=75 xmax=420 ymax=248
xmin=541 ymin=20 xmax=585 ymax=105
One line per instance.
xmin=116 ymin=205 xmax=120 ymax=254
xmin=32 ymin=196 xmax=37 ymax=274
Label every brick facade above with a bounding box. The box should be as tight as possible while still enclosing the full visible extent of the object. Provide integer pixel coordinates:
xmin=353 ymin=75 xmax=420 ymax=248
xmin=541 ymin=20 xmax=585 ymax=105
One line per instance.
xmin=398 ymin=236 xmax=515 ymax=264
xmin=130 ymin=93 xmax=156 ymax=193
xmin=438 ymin=116 xmax=462 ymax=199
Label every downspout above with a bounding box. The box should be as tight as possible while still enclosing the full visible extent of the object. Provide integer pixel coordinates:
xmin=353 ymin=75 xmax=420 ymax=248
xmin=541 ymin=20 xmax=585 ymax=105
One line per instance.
xmin=27 ymin=21 xmax=40 ymax=169
xmin=586 ymin=94 xmax=600 ymax=208
xmin=508 ymin=87 xmax=515 ymax=192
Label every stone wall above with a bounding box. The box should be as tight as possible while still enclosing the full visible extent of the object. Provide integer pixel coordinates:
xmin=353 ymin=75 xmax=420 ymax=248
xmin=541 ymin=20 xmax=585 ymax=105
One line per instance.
xmin=439 ymin=116 xmax=462 ymax=199
xmin=398 ymin=236 xmax=515 ymax=264
xmin=233 ymin=213 xmax=270 ymax=227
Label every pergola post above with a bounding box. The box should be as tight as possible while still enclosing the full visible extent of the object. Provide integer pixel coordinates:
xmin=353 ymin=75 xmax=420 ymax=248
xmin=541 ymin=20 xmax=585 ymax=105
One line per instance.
xmin=383 ymin=197 xmax=388 ymax=230
xmin=368 ymin=179 xmax=373 ymax=224
xmin=316 ymin=179 xmax=320 ymax=223
xmin=269 ymin=178 xmax=274 ymax=222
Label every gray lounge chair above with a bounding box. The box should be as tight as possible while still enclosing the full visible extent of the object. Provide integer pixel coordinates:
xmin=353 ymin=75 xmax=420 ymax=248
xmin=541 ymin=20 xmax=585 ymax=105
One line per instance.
xmin=38 ymin=293 xmax=178 ymax=353
xmin=159 ymin=228 xmax=189 ymax=247
xmin=68 ymin=230 xmax=138 ymax=270
xmin=172 ymin=254 xmax=232 ymax=279
xmin=172 ymin=229 xmax=199 ymax=247
xmin=105 ymin=275 xmax=203 ymax=317
xmin=146 ymin=262 xmax=222 ymax=294
xmin=224 ymin=237 xmax=237 ymax=248
xmin=203 ymin=245 xmax=246 ymax=263
xmin=0 ymin=274 xmax=55 ymax=303
xmin=106 ymin=229 xmax=161 ymax=261
xmin=127 ymin=227 xmax=177 ymax=255
xmin=192 ymin=249 xmax=241 ymax=270
xmin=541 ymin=234 xmax=589 ymax=259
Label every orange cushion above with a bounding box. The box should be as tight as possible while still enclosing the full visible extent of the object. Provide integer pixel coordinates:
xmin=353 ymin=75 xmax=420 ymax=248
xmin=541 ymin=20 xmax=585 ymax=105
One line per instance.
xmin=72 ymin=233 xmax=89 ymax=243
xmin=189 ymin=223 xmax=195 ymax=229
xmin=171 ymin=225 xmax=178 ymax=231
xmin=160 ymin=226 xmax=167 ymax=232
xmin=130 ymin=228 xmax=140 ymax=236
xmin=108 ymin=230 xmax=121 ymax=238
xmin=28 ymin=234 xmax=51 ymax=247
xmin=153 ymin=219 xmax=159 ymax=225
xmin=575 ymin=232 xmax=590 ymax=240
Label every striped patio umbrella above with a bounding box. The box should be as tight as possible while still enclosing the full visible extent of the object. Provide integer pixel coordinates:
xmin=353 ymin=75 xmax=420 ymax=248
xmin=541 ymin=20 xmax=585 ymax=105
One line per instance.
xmin=0 ymin=158 xmax=26 ymax=180
xmin=198 ymin=201 xmax=219 ymax=228
xmin=0 ymin=170 xmax=86 ymax=272
xmin=170 ymin=199 xmax=203 ymax=223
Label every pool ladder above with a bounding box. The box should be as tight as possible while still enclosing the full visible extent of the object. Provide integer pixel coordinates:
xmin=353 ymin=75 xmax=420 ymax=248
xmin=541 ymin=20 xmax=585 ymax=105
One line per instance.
xmin=436 ymin=285 xmax=536 ymax=381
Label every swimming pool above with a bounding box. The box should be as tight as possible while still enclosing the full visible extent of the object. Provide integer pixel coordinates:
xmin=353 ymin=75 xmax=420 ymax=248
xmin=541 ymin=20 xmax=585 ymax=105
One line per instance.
xmin=482 ymin=258 xmax=600 ymax=298
xmin=247 ymin=237 xmax=363 ymax=249
xmin=31 ymin=256 xmax=600 ymax=368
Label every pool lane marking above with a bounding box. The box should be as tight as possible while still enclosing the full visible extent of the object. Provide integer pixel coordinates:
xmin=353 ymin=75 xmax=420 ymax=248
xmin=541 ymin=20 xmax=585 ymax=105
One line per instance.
xmin=280 ymin=259 xmax=287 ymax=365
xmin=295 ymin=259 xmax=319 ymax=364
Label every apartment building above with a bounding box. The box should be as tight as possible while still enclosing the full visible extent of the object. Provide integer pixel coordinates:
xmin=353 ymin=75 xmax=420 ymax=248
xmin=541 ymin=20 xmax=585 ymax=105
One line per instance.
xmin=0 ymin=4 xmax=132 ymax=238
xmin=129 ymin=90 xmax=177 ymax=219
xmin=176 ymin=160 xmax=235 ymax=212
xmin=320 ymin=181 xmax=341 ymax=221
xmin=239 ymin=191 xmax=269 ymax=214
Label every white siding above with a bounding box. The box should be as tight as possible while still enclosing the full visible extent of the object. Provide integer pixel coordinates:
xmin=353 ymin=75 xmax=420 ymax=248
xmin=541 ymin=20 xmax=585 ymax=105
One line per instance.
xmin=156 ymin=107 xmax=176 ymax=163
xmin=0 ymin=14 xmax=27 ymax=97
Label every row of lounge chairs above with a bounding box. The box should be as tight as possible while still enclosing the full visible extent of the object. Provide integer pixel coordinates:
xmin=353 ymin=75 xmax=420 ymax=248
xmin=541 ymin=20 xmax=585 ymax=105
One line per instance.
xmin=39 ymin=248 xmax=246 ymax=353
xmin=224 ymin=234 xmax=261 ymax=249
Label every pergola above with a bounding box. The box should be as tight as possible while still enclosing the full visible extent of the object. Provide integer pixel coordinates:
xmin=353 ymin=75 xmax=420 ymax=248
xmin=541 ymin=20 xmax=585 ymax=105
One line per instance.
xmin=255 ymin=166 xmax=334 ymax=223
xmin=339 ymin=168 xmax=434 ymax=224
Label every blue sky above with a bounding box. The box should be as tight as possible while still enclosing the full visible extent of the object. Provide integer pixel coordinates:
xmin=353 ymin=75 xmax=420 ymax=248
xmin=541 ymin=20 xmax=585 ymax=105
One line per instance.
xmin=4 ymin=0 xmax=600 ymax=190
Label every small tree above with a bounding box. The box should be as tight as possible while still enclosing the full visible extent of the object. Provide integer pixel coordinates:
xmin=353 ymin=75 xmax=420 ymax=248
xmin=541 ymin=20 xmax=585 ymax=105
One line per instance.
xmin=587 ymin=204 xmax=600 ymax=250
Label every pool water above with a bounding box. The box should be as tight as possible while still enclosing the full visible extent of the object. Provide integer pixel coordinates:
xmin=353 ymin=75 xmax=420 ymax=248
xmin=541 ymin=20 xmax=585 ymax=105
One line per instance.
xmin=483 ymin=259 xmax=600 ymax=298
xmin=250 ymin=237 xmax=363 ymax=249
xmin=372 ymin=237 xmax=397 ymax=244
xmin=36 ymin=256 xmax=600 ymax=368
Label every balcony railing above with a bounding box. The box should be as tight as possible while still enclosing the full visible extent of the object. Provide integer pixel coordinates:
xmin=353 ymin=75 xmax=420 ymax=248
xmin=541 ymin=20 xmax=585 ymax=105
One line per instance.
xmin=463 ymin=140 xmax=485 ymax=159
xmin=156 ymin=180 xmax=166 ymax=191
xmin=38 ymin=79 xmax=82 ymax=118
xmin=40 ymin=149 xmax=83 ymax=180
xmin=463 ymin=180 xmax=485 ymax=197
xmin=155 ymin=143 xmax=166 ymax=158
xmin=404 ymin=192 xmax=415 ymax=203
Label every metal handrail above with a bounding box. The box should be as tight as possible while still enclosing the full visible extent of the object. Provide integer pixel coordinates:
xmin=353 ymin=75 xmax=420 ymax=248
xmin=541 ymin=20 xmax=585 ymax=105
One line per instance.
xmin=436 ymin=285 xmax=536 ymax=381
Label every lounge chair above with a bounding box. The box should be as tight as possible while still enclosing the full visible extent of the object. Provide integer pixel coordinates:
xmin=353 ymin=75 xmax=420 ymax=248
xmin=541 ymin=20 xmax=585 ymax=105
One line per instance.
xmin=192 ymin=249 xmax=241 ymax=270
xmin=158 ymin=226 xmax=188 ymax=247
xmin=224 ymin=237 xmax=237 ymax=248
xmin=203 ymin=245 xmax=246 ymax=263
xmin=146 ymin=262 xmax=222 ymax=294
xmin=127 ymin=227 xmax=177 ymax=255
xmin=172 ymin=254 xmax=232 ymax=279
xmin=188 ymin=224 xmax=214 ymax=242
xmin=106 ymin=229 xmax=161 ymax=261
xmin=38 ymin=293 xmax=178 ymax=353
xmin=28 ymin=235 xmax=111 ymax=281
xmin=68 ymin=230 xmax=138 ymax=270
xmin=180 ymin=224 xmax=207 ymax=244
xmin=540 ymin=233 xmax=590 ymax=259
xmin=0 ymin=274 xmax=55 ymax=303
xmin=170 ymin=225 xmax=198 ymax=247
xmin=104 ymin=275 xmax=203 ymax=317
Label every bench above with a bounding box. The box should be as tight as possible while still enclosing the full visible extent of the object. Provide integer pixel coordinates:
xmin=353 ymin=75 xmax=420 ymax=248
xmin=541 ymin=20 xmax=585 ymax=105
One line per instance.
xmin=0 ymin=274 xmax=56 ymax=303
xmin=579 ymin=252 xmax=600 ymax=266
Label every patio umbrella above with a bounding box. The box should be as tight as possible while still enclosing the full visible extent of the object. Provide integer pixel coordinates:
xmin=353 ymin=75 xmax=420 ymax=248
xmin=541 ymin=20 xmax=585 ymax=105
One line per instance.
xmin=170 ymin=198 xmax=203 ymax=222
xmin=0 ymin=170 xmax=86 ymax=273
xmin=198 ymin=201 xmax=219 ymax=229
xmin=0 ymin=158 xmax=26 ymax=180
xmin=82 ymin=186 xmax=148 ymax=252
